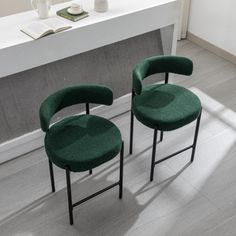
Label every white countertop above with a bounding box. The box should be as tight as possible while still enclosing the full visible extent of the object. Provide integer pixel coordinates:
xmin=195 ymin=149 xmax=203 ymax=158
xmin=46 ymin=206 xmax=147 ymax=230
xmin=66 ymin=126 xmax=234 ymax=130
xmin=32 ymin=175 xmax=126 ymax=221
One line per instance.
xmin=0 ymin=0 xmax=178 ymax=78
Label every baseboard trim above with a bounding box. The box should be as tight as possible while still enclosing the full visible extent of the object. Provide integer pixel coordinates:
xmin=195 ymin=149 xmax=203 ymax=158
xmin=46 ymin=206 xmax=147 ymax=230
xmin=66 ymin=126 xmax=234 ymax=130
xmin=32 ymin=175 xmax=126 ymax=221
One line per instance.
xmin=0 ymin=130 xmax=44 ymax=164
xmin=187 ymin=32 xmax=236 ymax=65
xmin=0 ymin=93 xmax=131 ymax=164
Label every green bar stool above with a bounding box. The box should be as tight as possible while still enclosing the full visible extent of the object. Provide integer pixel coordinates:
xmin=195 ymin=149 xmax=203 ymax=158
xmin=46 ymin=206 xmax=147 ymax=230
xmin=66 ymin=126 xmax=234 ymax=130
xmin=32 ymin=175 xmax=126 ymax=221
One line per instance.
xmin=40 ymin=84 xmax=124 ymax=225
xmin=129 ymin=56 xmax=202 ymax=181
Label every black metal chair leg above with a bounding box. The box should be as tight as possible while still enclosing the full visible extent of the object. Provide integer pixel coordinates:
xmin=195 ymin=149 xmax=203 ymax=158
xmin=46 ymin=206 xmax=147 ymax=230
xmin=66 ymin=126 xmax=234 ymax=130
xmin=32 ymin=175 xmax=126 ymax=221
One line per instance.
xmin=48 ymin=161 xmax=55 ymax=192
xmin=150 ymin=129 xmax=158 ymax=182
xmin=119 ymin=141 xmax=124 ymax=199
xmin=89 ymin=169 xmax=92 ymax=175
xmin=66 ymin=167 xmax=74 ymax=225
xmin=191 ymin=110 xmax=202 ymax=162
xmin=129 ymin=110 xmax=134 ymax=155
xmin=160 ymin=131 xmax=164 ymax=142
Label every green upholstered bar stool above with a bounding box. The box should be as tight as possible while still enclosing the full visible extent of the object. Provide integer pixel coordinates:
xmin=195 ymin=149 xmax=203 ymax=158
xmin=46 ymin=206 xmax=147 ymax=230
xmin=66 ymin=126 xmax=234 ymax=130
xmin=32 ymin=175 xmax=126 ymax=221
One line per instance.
xmin=40 ymin=84 xmax=124 ymax=225
xmin=129 ymin=56 xmax=202 ymax=181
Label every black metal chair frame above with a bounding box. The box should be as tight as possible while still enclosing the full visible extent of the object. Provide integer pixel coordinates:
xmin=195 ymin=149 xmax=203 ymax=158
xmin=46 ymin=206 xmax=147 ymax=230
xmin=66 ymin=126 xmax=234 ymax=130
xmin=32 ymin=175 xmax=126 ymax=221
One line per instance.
xmin=129 ymin=72 xmax=202 ymax=181
xmin=47 ymin=103 xmax=124 ymax=225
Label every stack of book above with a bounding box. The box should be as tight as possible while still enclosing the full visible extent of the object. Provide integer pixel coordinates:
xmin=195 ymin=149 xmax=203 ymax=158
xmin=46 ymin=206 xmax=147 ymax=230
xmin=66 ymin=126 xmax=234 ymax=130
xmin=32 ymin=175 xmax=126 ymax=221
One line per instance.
xmin=57 ymin=7 xmax=89 ymax=22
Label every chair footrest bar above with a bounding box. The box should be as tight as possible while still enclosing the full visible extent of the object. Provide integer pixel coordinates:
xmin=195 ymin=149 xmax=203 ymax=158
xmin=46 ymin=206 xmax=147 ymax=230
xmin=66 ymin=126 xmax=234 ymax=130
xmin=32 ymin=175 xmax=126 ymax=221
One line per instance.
xmin=155 ymin=145 xmax=193 ymax=165
xmin=72 ymin=182 xmax=120 ymax=208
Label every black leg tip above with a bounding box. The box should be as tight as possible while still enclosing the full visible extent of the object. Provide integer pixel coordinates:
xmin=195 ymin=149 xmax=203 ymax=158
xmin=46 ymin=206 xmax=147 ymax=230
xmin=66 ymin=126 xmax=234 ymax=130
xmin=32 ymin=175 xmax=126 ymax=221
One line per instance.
xmin=150 ymin=174 xmax=154 ymax=182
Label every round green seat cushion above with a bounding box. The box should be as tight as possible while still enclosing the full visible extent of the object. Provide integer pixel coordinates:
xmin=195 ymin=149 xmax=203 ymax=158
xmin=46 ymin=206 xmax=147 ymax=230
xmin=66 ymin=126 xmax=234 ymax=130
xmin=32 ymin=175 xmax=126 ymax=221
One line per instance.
xmin=45 ymin=115 xmax=122 ymax=172
xmin=132 ymin=84 xmax=201 ymax=131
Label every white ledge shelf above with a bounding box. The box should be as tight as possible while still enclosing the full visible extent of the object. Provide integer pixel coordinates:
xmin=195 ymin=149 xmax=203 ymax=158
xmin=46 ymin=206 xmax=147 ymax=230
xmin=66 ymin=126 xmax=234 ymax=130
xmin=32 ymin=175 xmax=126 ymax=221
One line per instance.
xmin=0 ymin=0 xmax=178 ymax=78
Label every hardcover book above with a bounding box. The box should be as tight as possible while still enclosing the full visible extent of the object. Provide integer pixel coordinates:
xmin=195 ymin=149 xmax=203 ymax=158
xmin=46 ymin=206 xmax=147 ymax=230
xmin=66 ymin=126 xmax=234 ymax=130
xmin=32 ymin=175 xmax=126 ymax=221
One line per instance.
xmin=57 ymin=7 xmax=89 ymax=22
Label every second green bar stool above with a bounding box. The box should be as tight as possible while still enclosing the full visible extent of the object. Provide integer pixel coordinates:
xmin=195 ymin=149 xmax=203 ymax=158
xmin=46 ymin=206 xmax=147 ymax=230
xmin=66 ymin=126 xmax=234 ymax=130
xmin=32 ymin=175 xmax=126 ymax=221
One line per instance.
xmin=40 ymin=84 xmax=124 ymax=225
xmin=129 ymin=56 xmax=202 ymax=181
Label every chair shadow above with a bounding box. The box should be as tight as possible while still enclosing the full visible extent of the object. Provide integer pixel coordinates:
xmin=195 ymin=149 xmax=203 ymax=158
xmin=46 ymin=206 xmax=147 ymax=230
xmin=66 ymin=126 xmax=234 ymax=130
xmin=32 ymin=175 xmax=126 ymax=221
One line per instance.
xmin=0 ymin=147 xmax=192 ymax=236
xmin=71 ymin=161 xmax=192 ymax=235
xmin=0 ymin=178 xmax=140 ymax=236
xmin=135 ymin=162 xmax=191 ymax=196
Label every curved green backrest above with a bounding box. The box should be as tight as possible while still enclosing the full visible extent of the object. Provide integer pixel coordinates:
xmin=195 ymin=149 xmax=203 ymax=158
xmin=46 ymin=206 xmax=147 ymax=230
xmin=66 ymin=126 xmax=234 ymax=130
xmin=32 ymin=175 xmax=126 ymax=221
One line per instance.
xmin=40 ymin=84 xmax=113 ymax=132
xmin=132 ymin=56 xmax=193 ymax=95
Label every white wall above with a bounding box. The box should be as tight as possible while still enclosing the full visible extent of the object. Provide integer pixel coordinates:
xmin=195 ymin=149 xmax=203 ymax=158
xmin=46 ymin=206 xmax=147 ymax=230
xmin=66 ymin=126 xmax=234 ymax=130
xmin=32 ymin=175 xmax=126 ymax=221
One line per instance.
xmin=0 ymin=0 xmax=70 ymax=17
xmin=188 ymin=0 xmax=236 ymax=55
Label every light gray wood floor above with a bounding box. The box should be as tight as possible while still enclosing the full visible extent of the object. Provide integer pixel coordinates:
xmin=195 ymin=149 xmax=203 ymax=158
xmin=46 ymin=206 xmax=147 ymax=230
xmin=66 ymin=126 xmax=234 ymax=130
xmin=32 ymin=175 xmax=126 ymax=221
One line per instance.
xmin=0 ymin=40 xmax=236 ymax=235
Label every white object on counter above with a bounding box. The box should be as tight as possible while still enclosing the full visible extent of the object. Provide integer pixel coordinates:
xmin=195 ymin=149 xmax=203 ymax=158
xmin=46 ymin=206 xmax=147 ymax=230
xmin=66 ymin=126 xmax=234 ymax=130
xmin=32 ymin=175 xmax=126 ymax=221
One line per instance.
xmin=31 ymin=0 xmax=52 ymax=19
xmin=94 ymin=0 xmax=108 ymax=12
xmin=67 ymin=3 xmax=84 ymax=15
